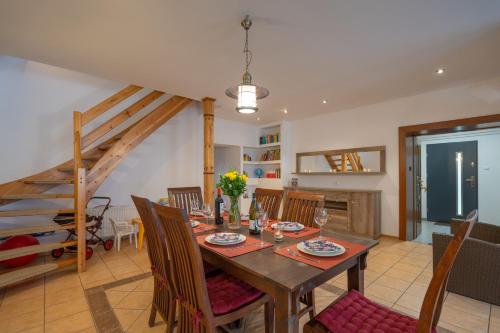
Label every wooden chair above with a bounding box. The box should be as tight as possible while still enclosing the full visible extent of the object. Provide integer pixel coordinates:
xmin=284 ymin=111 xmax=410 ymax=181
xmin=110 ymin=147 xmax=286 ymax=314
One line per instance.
xmin=250 ymin=188 xmax=284 ymax=220
xmin=153 ymin=203 xmax=275 ymax=333
xmin=131 ymin=195 xmax=176 ymax=332
xmin=167 ymin=186 xmax=203 ymax=213
xmin=280 ymin=191 xmax=325 ymax=320
xmin=281 ymin=191 xmax=325 ymax=227
xmin=303 ymin=219 xmax=476 ymax=333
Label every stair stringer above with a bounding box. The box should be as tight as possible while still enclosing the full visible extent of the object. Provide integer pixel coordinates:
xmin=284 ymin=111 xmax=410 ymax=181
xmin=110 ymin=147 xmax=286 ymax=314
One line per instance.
xmin=85 ymin=96 xmax=192 ymax=199
xmin=0 ymin=132 xmax=124 ymax=207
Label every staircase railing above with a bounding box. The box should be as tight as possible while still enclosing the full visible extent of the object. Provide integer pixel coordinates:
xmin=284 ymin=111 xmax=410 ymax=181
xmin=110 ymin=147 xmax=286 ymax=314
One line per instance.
xmin=73 ymin=84 xmax=146 ymax=272
xmin=71 ymin=85 xmax=188 ymax=272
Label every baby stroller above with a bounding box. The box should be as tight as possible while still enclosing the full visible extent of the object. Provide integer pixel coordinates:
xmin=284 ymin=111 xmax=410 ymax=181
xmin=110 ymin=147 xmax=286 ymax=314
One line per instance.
xmin=51 ymin=196 xmax=114 ymax=260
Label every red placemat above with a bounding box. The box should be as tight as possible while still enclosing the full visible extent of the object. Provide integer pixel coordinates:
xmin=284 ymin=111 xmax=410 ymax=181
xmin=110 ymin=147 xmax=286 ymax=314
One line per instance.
xmin=196 ymin=234 xmax=273 ymax=258
xmin=274 ymin=237 xmax=368 ymax=270
xmin=266 ymin=225 xmax=320 ymax=239
xmin=192 ymin=222 xmax=217 ymax=234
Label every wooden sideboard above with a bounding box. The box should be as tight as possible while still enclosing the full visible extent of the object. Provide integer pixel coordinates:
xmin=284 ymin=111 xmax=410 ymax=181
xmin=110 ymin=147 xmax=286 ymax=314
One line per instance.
xmin=284 ymin=186 xmax=381 ymax=239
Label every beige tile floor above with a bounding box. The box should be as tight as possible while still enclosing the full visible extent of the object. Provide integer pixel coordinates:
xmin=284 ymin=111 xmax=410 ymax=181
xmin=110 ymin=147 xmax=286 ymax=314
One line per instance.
xmin=0 ymin=237 xmax=498 ymax=333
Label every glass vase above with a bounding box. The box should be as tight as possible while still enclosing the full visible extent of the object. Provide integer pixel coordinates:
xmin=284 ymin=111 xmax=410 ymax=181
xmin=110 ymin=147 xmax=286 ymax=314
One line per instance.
xmin=227 ymin=195 xmax=241 ymax=230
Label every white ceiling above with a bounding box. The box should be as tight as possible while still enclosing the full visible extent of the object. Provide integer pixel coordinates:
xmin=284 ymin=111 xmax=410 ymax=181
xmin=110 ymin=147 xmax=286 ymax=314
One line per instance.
xmin=1 ymin=0 xmax=500 ymax=123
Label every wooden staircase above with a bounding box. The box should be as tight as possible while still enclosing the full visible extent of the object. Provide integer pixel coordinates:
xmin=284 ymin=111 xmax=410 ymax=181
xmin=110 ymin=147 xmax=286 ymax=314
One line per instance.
xmin=324 ymin=152 xmax=364 ymax=172
xmin=0 ymin=85 xmax=192 ymax=287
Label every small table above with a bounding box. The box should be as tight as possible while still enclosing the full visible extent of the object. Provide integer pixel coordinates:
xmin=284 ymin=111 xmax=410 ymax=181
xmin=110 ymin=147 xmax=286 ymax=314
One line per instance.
xmin=131 ymin=218 xmax=145 ymax=251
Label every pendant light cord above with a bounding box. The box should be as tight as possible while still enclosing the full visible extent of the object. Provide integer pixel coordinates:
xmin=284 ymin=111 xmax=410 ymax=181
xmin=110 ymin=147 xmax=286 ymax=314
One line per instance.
xmin=243 ymin=27 xmax=253 ymax=72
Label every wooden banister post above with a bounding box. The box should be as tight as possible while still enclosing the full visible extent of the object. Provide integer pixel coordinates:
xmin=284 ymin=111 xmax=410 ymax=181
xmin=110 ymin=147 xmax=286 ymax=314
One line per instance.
xmin=73 ymin=111 xmax=86 ymax=272
xmin=76 ymin=168 xmax=86 ymax=272
xmin=202 ymin=97 xmax=215 ymax=205
xmin=341 ymin=153 xmax=347 ymax=172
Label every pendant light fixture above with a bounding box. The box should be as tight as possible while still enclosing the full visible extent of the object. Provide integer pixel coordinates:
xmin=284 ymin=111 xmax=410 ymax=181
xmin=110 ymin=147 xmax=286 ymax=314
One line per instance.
xmin=225 ymin=15 xmax=269 ymax=114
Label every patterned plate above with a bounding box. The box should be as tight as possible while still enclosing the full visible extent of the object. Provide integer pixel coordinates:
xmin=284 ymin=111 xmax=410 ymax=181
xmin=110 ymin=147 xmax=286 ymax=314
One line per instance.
xmin=271 ymin=221 xmax=304 ymax=232
xmin=191 ymin=211 xmax=205 ymax=217
xmin=297 ymin=239 xmax=345 ymax=257
xmin=191 ymin=220 xmax=200 ymax=228
xmin=205 ymin=233 xmax=246 ymax=246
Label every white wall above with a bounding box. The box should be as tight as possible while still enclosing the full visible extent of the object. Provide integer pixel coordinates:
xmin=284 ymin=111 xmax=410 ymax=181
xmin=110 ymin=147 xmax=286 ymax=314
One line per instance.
xmin=0 ymin=56 xmax=257 ymax=233
xmin=286 ymin=77 xmax=500 ymax=236
xmin=2 ymin=55 xmax=500 ymax=237
xmin=418 ymin=128 xmax=500 ymax=225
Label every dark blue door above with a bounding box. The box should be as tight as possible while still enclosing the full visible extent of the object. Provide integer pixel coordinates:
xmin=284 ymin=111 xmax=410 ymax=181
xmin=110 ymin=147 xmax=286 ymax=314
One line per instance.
xmin=426 ymin=141 xmax=478 ymax=222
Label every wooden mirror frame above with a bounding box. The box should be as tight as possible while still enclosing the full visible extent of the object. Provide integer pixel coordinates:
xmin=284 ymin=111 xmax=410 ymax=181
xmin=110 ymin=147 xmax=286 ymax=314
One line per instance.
xmin=295 ymin=146 xmax=386 ymax=175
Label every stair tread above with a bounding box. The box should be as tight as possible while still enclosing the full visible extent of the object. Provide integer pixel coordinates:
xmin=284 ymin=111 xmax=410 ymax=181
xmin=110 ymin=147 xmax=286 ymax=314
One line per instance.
xmin=0 ymin=223 xmax=76 ymax=238
xmin=0 ymin=240 xmax=77 ymax=261
xmin=0 ymin=258 xmax=77 ymax=288
xmin=24 ymin=179 xmax=74 ymax=184
xmin=0 ymin=208 xmax=74 ymax=217
xmin=58 ymin=166 xmax=90 ymax=172
xmin=82 ymin=156 xmax=100 ymax=161
xmin=98 ymin=143 xmax=114 ymax=150
xmin=0 ymin=193 xmax=74 ymax=200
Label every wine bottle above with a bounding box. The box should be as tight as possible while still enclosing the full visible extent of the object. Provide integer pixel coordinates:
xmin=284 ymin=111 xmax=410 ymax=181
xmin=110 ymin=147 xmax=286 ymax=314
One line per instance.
xmin=249 ymin=193 xmax=261 ymax=235
xmin=215 ymin=188 xmax=223 ymax=225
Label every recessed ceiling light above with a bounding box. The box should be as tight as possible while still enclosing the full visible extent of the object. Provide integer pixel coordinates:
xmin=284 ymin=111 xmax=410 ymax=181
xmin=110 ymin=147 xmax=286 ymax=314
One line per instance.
xmin=435 ymin=67 xmax=446 ymax=76
xmin=283 ymin=108 xmax=288 ymax=114
xmin=322 ymin=100 xmax=327 ymax=104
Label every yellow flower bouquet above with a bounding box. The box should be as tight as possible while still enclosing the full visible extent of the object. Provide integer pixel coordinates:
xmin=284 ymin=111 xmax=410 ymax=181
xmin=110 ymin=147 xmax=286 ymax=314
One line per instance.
xmin=217 ymin=171 xmax=248 ymax=229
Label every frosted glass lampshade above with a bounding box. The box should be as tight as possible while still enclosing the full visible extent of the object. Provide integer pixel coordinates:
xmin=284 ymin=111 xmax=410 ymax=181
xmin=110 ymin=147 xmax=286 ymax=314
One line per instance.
xmin=237 ymin=85 xmax=257 ymax=114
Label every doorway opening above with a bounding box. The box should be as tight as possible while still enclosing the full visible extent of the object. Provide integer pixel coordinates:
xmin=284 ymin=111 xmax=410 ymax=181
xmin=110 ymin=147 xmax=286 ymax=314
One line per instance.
xmin=398 ymin=114 xmax=500 ymax=241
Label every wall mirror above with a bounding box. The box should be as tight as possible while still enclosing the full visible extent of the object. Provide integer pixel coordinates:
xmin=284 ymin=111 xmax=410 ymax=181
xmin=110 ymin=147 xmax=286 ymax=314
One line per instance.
xmin=295 ymin=146 xmax=386 ymax=175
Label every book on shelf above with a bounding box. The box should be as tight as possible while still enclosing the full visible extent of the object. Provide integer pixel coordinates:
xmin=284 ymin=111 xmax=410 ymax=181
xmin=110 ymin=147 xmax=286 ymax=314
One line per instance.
xmin=259 ymin=133 xmax=280 ymax=145
xmin=265 ymin=168 xmax=281 ymax=179
xmin=259 ymin=148 xmax=280 ymax=161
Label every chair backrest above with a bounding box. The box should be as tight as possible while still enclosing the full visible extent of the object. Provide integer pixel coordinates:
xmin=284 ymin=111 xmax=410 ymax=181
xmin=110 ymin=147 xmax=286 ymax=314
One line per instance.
xmin=417 ymin=218 xmax=475 ymax=332
xmin=108 ymin=218 xmax=120 ymax=234
xmin=153 ymin=203 xmax=214 ymax=330
xmin=131 ymin=195 xmax=172 ymax=289
xmin=281 ymin=191 xmax=325 ymax=227
xmin=168 ymin=186 xmax=203 ymax=213
xmin=251 ymin=188 xmax=284 ymax=220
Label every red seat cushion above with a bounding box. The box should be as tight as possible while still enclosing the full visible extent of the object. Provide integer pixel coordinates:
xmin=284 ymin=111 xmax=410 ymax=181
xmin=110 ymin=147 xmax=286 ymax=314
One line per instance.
xmin=206 ymin=273 xmax=263 ymax=316
xmin=316 ymin=290 xmax=437 ymax=333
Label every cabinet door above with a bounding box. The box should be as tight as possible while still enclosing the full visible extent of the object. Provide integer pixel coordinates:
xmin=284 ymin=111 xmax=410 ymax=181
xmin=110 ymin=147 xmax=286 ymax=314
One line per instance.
xmin=349 ymin=193 xmax=370 ymax=236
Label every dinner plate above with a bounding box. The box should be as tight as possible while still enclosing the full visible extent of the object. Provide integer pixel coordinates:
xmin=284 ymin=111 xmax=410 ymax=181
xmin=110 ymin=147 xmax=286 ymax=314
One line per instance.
xmin=297 ymin=240 xmax=346 ymax=257
xmin=191 ymin=220 xmax=200 ymax=228
xmin=191 ymin=211 xmax=205 ymax=217
xmin=271 ymin=221 xmax=304 ymax=232
xmin=205 ymin=233 xmax=246 ymax=246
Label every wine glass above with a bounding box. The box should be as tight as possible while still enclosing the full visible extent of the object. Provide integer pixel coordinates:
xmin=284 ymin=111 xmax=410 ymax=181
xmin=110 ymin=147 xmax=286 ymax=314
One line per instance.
xmin=202 ymin=203 xmax=213 ymax=219
xmin=191 ymin=198 xmax=200 ymax=214
xmin=258 ymin=211 xmax=269 ymax=246
xmin=314 ymin=208 xmax=328 ymax=239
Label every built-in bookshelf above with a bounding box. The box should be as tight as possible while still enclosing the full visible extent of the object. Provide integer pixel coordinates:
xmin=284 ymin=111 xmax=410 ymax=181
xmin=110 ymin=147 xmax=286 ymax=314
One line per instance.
xmin=242 ymin=124 xmax=282 ymax=188
xmin=214 ymin=123 xmax=285 ymax=214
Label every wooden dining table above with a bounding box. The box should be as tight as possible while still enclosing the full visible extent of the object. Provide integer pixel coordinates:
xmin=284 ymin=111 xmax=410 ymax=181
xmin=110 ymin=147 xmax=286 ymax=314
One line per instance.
xmin=195 ymin=219 xmax=379 ymax=333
